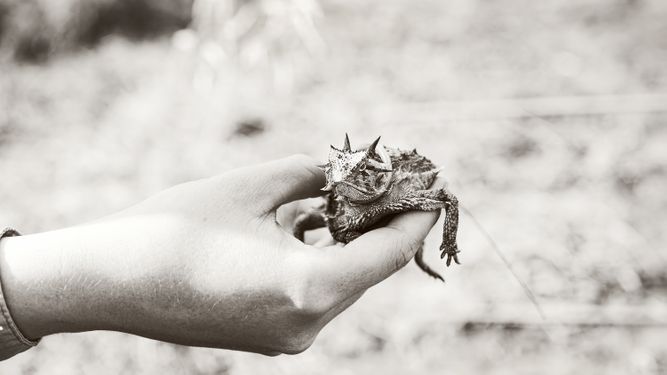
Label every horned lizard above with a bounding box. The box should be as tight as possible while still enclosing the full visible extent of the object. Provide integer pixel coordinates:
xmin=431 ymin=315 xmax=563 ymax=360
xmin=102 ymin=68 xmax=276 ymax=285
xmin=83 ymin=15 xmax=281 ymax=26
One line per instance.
xmin=293 ymin=134 xmax=460 ymax=281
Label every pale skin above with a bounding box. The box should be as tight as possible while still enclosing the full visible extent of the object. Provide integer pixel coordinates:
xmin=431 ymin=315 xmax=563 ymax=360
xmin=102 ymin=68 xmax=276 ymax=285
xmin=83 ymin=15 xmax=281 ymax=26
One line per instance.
xmin=0 ymin=154 xmax=440 ymax=356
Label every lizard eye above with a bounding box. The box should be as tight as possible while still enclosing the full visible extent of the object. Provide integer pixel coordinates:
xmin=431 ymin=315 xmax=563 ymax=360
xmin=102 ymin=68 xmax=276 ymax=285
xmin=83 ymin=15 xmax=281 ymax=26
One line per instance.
xmin=359 ymin=163 xmax=366 ymax=171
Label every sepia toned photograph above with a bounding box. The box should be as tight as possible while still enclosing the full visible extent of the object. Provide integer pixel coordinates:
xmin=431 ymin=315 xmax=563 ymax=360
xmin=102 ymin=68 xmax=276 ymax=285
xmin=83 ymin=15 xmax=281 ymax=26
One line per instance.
xmin=0 ymin=0 xmax=666 ymax=374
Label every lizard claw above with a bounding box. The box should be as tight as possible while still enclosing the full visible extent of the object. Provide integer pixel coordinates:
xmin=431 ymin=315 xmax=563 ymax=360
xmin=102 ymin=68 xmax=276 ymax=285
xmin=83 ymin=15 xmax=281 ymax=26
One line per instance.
xmin=439 ymin=243 xmax=461 ymax=267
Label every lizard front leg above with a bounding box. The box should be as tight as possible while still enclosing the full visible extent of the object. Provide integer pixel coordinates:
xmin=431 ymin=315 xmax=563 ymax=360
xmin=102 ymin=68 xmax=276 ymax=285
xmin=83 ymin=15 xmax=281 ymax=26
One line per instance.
xmin=293 ymin=210 xmax=327 ymax=242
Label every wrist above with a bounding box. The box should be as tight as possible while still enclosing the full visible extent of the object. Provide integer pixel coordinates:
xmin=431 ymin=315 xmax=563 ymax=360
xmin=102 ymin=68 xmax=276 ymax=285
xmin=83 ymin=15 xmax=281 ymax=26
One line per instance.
xmin=0 ymin=227 xmax=116 ymax=339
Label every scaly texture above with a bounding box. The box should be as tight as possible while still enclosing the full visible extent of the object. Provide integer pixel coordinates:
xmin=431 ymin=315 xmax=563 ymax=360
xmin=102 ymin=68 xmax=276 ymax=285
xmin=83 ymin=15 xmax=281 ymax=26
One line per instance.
xmin=294 ymin=135 xmax=460 ymax=281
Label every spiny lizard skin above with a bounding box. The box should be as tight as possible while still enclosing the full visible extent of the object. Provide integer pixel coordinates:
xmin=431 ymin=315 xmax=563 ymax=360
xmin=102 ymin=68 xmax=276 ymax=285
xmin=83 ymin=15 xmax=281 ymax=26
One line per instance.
xmin=293 ymin=135 xmax=460 ymax=281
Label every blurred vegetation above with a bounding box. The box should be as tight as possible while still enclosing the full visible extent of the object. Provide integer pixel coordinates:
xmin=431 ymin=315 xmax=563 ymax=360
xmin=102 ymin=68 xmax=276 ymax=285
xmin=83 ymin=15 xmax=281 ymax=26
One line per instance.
xmin=0 ymin=0 xmax=192 ymax=62
xmin=1 ymin=0 xmax=667 ymax=374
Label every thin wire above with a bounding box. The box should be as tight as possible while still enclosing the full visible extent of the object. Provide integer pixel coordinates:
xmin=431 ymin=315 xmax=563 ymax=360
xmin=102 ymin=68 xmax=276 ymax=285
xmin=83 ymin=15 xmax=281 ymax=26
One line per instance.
xmin=461 ymin=206 xmax=547 ymax=321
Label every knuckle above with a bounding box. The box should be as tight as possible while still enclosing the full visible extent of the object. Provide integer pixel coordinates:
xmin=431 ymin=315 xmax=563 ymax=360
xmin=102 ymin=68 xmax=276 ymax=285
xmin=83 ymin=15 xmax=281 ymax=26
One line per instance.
xmin=278 ymin=331 xmax=317 ymax=355
xmin=293 ymin=297 xmax=332 ymax=321
xmin=393 ymin=234 xmax=420 ymax=271
xmin=286 ymin=253 xmax=339 ymax=318
xmin=292 ymin=279 xmax=337 ymax=319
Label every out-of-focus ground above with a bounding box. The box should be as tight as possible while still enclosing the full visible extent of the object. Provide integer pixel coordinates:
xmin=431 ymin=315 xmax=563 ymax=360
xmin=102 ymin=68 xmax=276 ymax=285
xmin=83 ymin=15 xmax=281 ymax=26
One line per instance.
xmin=1 ymin=0 xmax=667 ymax=373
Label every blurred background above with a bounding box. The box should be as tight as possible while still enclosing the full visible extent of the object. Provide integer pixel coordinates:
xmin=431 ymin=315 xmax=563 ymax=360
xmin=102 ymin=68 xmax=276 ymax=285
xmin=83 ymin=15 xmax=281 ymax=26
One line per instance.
xmin=1 ymin=0 xmax=667 ymax=373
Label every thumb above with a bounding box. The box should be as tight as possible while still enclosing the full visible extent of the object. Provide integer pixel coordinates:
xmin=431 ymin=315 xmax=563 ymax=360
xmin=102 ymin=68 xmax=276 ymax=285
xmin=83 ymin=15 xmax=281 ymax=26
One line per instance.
xmin=328 ymin=209 xmax=441 ymax=293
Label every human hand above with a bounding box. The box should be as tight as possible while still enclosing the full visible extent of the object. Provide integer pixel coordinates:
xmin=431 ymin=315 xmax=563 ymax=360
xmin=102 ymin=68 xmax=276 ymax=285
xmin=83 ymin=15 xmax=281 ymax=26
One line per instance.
xmin=0 ymin=155 xmax=440 ymax=355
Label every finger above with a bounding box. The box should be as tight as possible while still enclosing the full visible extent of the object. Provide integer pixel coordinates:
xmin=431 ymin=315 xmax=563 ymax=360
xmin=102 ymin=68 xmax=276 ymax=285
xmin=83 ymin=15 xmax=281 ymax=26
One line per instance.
xmin=276 ymin=201 xmax=301 ymax=229
xmin=243 ymin=154 xmax=327 ymax=213
xmin=313 ymin=235 xmax=337 ymax=248
xmin=276 ymin=198 xmax=324 ymax=230
xmin=326 ymin=209 xmax=441 ymax=294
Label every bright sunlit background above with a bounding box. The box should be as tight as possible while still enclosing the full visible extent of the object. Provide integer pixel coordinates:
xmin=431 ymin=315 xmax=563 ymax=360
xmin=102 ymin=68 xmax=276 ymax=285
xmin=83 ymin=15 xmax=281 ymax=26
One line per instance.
xmin=1 ymin=0 xmax=667 ymax=373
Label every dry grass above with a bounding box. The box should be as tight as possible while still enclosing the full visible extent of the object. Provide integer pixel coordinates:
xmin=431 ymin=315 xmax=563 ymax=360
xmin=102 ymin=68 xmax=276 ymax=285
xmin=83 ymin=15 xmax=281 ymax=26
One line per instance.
xmin=1 ymin=0 xmax=667 ymax=373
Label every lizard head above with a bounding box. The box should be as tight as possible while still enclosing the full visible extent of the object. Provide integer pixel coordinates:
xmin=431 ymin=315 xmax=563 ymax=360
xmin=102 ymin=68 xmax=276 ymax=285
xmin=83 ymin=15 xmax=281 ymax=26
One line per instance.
xmin=320 ymin=134 xmax=393 ymax=202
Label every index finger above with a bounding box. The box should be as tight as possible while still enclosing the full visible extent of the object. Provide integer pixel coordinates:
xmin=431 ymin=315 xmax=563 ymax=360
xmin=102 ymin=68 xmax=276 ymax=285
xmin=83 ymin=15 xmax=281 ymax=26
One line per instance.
xmin=228 ymin=154 xmax=326 ymax=215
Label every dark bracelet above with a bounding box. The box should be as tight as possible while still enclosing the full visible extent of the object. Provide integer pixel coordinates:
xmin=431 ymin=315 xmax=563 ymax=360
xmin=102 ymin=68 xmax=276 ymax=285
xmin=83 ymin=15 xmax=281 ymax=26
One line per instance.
xmin=0 ymin=227 xmax=40 ymax=360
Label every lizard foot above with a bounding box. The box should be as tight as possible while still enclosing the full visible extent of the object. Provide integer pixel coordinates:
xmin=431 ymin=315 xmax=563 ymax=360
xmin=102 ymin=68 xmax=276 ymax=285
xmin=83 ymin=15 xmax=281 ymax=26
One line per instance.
xmin=439 ymin=243 xmax=461 ymax=267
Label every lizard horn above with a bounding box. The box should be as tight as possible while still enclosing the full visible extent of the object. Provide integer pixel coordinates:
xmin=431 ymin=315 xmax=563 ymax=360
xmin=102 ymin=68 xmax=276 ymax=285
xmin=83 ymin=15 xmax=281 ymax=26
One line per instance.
xmin=343 ymin=133 xmax=352 ymax=152
xmin=321 ymin=181 xmax=334 ymax=191
xmin=366 ymin=136 xmax=392 ymax=172
xmin=368 ymin=136 xmax=381 ymax=154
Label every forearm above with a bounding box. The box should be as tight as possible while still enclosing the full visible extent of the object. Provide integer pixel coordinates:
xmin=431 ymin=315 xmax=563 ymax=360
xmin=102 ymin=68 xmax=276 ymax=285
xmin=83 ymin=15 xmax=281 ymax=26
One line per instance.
xmin=0 ymin=215 xmax=181 ymax=336
xmin=0 ymin=215 xmax=268 ymax=348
